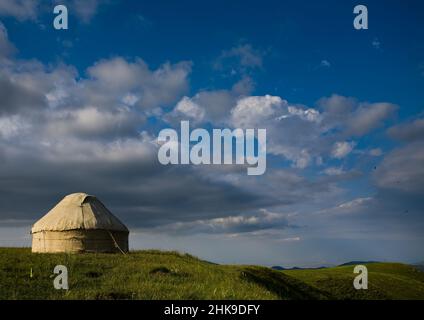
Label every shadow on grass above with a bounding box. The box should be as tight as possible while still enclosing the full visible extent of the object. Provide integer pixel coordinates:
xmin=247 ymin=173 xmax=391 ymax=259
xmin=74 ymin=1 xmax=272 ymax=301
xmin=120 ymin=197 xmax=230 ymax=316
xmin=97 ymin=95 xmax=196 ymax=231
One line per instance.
xmin=149 ymin=266 xmax=189 ymax=278
xmin=240 ymin=267 xmax=330 ymax=300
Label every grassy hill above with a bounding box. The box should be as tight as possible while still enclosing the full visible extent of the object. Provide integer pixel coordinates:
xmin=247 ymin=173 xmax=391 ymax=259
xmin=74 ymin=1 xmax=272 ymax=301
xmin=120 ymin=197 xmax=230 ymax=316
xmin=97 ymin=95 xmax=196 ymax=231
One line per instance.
xmin=1 ymin=248 xmax=424 ymax=300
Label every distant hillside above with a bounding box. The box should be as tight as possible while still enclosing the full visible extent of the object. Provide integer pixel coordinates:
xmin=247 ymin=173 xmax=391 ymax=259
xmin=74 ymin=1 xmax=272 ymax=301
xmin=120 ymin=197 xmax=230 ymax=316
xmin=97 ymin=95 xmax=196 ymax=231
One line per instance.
xmin=271 ymin=265 xmax=286 ymax=270
xmin=272 ymin=265 xmax=326 ymax=271
xmin=414 ymin=264 xmax=424 ymax=272
xmin=284 ymin=262 xmax=424 ymax=300
xmin=339 ymin=261 xmax=379 ymax=266
xmin=1 ymin=248 xmax=424 ymax=300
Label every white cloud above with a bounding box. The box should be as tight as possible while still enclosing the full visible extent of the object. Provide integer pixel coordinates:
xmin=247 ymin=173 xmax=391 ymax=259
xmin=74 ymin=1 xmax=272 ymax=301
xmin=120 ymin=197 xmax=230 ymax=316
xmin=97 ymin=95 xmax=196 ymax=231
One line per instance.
xmin=323 ymin=167 xmax=345 ymax=176
xmin=87 ymin=57 xmax=192 ymax=109
xmin=332 ymin=141 xmax=355 ymax=159
xmin=318 ymin=94 xmax=356 ymax=115
xmin=71 ymin=0 xmax=102 ymax=23
xmin=0 ymin=115 xmax=29 ymax=139
xmin=337 ymin=197 xmax=373 ymax=210
xmin=388 ymin=118 xmax=424 ymax=142
xmin=0 ymin=40 xmax=190 ymax=140
xmin=162 ymin=92 xmax=398 ymax=169
xmin=0 ymin=22 xmax=15 ymax=59
xmin=122 ymin=93 xmax=139 ymax=107
xmin=0 ymin=0 xmax=105 ymax=23
xmin=316 ymin=197 xmax=374 ymax=216
xmin=372 ymin=38 xmax=381 ymax=50
xmin=346 ymin=102 xmax=396 ymax=136
xmin=369 ymin=148 xmax=383 ymax=156
xmin=278 ymin=237 xmax=301 ymax=242
xmin=231 ymin=95 xmax=285 ymax=128
xmin=320 ymin=60 xmax=331 ymax=68
xmin=374 ymin=141 xmax=424 ymax=195
xmin=319 ymin=95 xmax=397 ymax=137
xmin=293 ymin=150 xmax=311 ymax=169
xmin=45 ymin=106 xmax=144 ymax=139
xmin=147 ymin=208 xmax=292 ymax=235
xmin=230 ymin=95 xmax=321 ymax=168
xmin=216 ymin=43 xmax=263 ymax=70
xmin=287 ymin=106 xmax=321 ymax=122
xmin=167 ymin=77 xmax=254 ymax=125
xmin=0 ymin=0 xmax=38 ymax=21
xmin=55 ymin=0 xmax=110 ymax=23
xmin=162 ymin=90 xmax=398 ymax=169
xmin=170 ymin=96 xmax=205 ymax=124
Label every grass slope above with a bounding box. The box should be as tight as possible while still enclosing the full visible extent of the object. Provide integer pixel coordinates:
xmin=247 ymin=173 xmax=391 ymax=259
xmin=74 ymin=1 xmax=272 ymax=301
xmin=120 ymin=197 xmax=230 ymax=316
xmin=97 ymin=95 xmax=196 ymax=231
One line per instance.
xmin=1 ymin=248 xmax=423 ymax=300
xmin=283 ymin=263 xmax=424 ymax=300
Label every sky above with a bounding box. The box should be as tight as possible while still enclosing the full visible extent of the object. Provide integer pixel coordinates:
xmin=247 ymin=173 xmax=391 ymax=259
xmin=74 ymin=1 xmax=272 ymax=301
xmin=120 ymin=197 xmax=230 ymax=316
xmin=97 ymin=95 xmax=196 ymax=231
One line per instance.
xmin=0 ymin=0 xmax=423 ymax=267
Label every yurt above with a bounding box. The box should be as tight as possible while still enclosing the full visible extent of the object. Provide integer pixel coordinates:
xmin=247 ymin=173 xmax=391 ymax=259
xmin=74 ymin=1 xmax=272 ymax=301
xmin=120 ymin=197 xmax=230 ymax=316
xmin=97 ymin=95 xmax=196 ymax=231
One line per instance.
xmin=31 ymin=193 xmax=129 ymax=253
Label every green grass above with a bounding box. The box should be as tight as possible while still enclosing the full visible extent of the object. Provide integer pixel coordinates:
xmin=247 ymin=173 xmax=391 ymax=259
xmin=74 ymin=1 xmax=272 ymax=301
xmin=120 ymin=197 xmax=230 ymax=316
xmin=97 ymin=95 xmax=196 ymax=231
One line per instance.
xmin=283 ymin=263 xmax=424 ymax=300
xmin=1 ymin=248 xmax=423 ymax=300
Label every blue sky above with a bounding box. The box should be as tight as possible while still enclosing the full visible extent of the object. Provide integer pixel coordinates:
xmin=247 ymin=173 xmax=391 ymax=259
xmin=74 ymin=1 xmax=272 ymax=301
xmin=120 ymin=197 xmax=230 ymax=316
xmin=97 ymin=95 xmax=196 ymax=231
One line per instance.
xmin=6 ymin=1 xmax=424 ymax=105
xmin=0 ymin=0 xmax=423 ymax=266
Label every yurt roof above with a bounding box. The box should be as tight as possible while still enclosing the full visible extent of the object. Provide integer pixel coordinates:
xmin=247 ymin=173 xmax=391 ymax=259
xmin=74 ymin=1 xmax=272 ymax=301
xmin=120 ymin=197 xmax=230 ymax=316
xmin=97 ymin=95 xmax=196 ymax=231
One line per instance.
xmin=31 ymin=193 xmax=129 ymax=233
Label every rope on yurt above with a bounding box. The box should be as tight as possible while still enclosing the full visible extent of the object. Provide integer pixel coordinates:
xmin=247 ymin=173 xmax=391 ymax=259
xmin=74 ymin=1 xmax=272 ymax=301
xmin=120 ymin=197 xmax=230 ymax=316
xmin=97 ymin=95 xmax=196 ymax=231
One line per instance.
xmin=107 ymin=230 xmax=126 ymax=255
xmin=43 ymin=230 xmax=46 ymax=252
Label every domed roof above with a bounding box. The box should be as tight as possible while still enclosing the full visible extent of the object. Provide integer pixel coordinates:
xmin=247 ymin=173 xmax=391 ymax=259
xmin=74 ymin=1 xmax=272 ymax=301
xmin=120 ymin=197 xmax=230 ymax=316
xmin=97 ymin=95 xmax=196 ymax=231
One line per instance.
xmin=31 ymin=193 xmax=129 ymax=233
